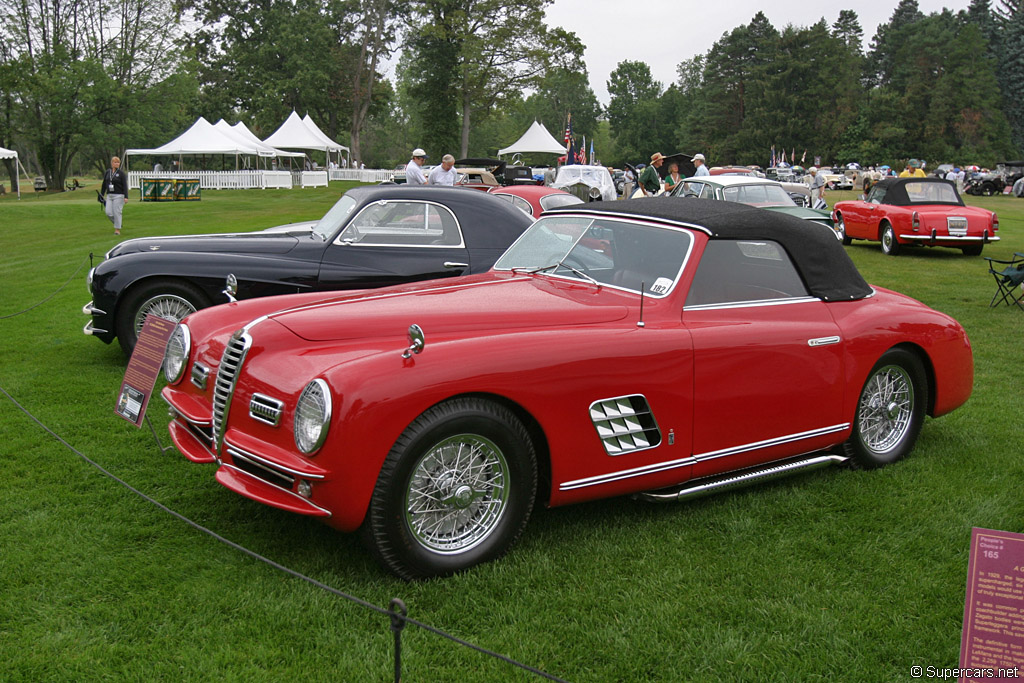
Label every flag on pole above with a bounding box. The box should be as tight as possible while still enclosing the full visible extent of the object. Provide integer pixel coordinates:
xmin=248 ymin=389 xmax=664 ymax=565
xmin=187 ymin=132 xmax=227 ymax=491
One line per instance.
xmin=770 ymin=146 xmax=776 ymax=167
xmin=589 ymin=140 xmax=595 ymax=166
xmin=781 ymin=149 xmax=787 ymax=165
xmin=563 ymin=114 xmax=572 ymax=152
xmin=801 ymin=150 xmax=806 ymax=164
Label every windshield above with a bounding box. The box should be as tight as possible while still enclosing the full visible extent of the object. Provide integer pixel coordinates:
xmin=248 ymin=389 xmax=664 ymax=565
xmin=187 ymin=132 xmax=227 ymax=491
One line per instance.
xmin=312 ymin=194 xmax=359 ymax=241
xmin=494 ymin=215 xmax=693 ymax=297
xmin=904 ymin=181 xmax=961 ymax=204
xmin=722 ymin=183 xmax=798 ymax=208
xmin=539 ymin=193 xmax=585 ymax=211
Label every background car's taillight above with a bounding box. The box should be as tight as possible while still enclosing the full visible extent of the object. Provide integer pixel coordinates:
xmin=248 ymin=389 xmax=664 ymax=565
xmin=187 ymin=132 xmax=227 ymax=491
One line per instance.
xmin=162 ymin=324 xmax=191 ymax=385
xmin=993 ymin=214 xmax=999 ymax=232
xmin=912 ymin=211 xmax=920 ymax=231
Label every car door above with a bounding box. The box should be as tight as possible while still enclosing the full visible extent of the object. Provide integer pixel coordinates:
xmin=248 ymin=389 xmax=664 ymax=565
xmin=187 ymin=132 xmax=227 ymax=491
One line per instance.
xmin=841 ymin=185 xmax=889 ymax=238
xmin=682 ymin=240 xmax=846 ymax=479
xmin=316 ymin=199 xmax=472 ymax=289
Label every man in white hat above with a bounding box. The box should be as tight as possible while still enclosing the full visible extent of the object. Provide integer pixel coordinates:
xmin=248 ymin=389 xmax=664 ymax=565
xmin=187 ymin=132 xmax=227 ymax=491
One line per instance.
xmin=693 ymin=153 xmax=710 ymax=176
xmin=405 ymin=148 xmax=428 ymax=185
xmin=808 ymin=166 xmax=826 ymax=209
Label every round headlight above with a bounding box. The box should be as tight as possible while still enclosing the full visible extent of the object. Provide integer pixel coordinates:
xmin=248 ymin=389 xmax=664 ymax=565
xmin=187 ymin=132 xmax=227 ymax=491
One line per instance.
xmin=162 ymin=324 xmax=191 ymax=384
xmin=294 ymin=379 xmax=332 ymax=455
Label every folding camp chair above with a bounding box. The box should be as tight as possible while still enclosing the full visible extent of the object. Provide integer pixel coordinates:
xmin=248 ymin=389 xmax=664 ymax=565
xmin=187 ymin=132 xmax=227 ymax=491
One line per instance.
xmin=984 ymin=252 xmax=1024 ymax=309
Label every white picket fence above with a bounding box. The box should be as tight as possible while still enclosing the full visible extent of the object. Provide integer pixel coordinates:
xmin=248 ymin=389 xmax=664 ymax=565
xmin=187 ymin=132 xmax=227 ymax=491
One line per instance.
xmin=127 ymin=169 xmax=335 ymax=190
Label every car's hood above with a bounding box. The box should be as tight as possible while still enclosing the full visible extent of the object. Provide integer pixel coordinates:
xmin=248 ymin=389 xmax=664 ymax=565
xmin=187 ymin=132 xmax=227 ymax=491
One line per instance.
xmin=107 ymin=222 xmax=320 ymax=258
xmin=268 ymin=276 xmax=630 ymax=342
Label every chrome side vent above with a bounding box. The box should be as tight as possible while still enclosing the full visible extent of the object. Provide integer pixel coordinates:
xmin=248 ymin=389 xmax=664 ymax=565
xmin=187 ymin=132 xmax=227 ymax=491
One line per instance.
xmin=212 ymin=331 xmax=252 ymax=450
xmin=191 ymin=362 xmax=209 ymax=390
xmin=590 ymin=395 xmax=662 ymax=456
xmin=250 ymin=394 xmax=284 ymax=426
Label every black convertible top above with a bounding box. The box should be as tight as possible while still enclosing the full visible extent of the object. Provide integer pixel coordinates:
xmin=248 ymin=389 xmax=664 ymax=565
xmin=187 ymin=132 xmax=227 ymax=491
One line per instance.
xmin=544 ymin=197 xmax=873 ymax=302
xmin=870 ymin=177 xmax=964 ymax=206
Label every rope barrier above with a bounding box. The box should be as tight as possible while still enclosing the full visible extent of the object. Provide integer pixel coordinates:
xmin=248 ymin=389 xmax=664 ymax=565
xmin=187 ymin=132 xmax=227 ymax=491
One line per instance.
xmin=0 ymin=253 xmax=90 ymax=319
xmin=0 ymin=386 xmax=570 ymax=683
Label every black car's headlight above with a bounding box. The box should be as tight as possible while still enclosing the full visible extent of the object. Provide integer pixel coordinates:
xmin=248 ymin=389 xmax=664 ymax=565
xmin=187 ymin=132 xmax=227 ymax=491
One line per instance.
xmin=294 ymin=379 xmax=332 ymax=455
xmin=162 ymin=324 xmax=191 ymax=384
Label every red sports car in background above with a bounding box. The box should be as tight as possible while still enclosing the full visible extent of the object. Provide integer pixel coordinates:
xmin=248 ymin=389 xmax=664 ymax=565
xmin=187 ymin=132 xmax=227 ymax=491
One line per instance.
xmin=832 ymin=177 xmax=999 ymax=256
xmin=160 ymin=199 xmax=974 ymax=579
xmin=488 ymin=185 xmax=583 ymax=216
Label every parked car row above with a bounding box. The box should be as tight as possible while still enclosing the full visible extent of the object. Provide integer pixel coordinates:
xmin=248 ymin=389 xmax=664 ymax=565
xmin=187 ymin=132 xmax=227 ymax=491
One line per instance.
xmin=83 ymin=171 xmax=980 ymax=579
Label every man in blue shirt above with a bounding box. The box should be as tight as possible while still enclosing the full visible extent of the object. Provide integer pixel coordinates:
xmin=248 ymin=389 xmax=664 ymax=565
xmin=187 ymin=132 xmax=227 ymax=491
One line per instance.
xmin=406 ymin=148 xmax=428 ymax=185
xmin=693 ymin=153 xmax=710 ymax=177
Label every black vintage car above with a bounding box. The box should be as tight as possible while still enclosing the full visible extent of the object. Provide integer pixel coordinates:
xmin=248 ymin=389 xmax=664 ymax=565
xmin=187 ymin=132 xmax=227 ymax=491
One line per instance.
xmin=84 ymin=185 xmax=533 ymax=355
xmin=965 ymin=161 xmax=1024 ymax=196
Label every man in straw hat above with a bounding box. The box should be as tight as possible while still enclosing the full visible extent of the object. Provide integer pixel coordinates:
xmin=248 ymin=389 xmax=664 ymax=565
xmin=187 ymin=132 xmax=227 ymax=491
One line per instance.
xmin=639 ymin=152 xmax=665 ymax=196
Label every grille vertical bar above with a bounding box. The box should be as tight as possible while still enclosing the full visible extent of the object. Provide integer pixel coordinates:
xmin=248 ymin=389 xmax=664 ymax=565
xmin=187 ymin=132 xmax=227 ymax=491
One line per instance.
xmin=212 ymin=331 xmax=252 ymax=451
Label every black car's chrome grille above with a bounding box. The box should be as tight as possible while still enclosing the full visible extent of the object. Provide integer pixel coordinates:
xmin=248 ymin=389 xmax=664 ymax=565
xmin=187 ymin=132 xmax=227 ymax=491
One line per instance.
xmin=212 ymin=331 xmax=252 ymax=451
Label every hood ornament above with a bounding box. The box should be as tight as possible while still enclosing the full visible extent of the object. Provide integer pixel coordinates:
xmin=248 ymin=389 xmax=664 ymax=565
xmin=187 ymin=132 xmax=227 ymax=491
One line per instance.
xmin=402 ymin=324 xmax=425 ymax=359
xmin=223 ymin=273 xmax=238 ymax=303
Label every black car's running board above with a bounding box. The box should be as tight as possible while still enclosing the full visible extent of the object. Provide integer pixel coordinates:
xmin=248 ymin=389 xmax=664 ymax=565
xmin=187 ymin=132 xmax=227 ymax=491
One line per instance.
xmin=637 ymin=453 xmax=850 ymax=503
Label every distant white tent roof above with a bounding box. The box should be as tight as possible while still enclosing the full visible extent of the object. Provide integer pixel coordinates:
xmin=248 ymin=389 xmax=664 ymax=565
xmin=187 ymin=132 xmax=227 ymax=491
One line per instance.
xmin=126 ymin=117 xmax=266 ymax=156
xmin=302 ymin=114 xmax=349 ymax=154
xmin=264 ymin=111 xmax=348 ymax=153
xmin=0 ymin=145 xmax=16 ymax=160
xmin=213 ymin=119 xmax=304 ymax=158
xmin=498 ymin=121 xmax=567 ymax=156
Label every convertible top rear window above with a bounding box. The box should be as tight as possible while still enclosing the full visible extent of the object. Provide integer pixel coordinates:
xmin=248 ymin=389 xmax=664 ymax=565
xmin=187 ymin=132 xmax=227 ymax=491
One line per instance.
xmin=685 ymin=240 xmax=810 ymax=308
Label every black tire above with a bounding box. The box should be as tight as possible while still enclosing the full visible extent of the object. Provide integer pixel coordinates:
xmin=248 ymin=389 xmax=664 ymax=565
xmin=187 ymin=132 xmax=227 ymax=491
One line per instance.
xmin=961 ymin=244 xmax=984 ymax=256
xmin=362 ymin=398 xmax=538 ymax=580
xmin=836 ymin=213 xmax=852 ymax=246
xmin=843 ymin=348 xmax=927 ymax=468
xmin=880 ymin=222 xmax=900 ymax=256
xmin=116 ymin=278 xmax=210 ymax=356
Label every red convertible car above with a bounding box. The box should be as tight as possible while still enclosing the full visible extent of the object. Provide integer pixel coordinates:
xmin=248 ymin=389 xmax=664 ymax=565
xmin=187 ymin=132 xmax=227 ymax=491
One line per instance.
xmin=832 ymin=177 xmax=999 ymax=256
xmin=160 ymin=199 xmax=973 ymax=579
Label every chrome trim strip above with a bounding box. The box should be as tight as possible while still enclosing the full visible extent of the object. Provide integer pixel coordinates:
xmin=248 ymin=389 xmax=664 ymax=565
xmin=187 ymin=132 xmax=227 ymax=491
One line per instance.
xmin=902 ymin=234 xmax=999 ymax=242
xmin=219 ymin=463 xmax=332 ymax=517
xmin=161 ymin=393 xmax=213 ymax=429
xmin=684 ymin=296 xmax=820 ymax=311
xmin=225 ymin=439 xmax=325 ymax=479
xmin=558 ymin=423 xmax=850 ymax=492
xmin=191 ymin=362 xmax=209 ymax=390
xmin=560 ymin=455 xmax=697 ymax=491
xmin=808 ymin=336 xmax=841 ymax=347
xmin=693 ymin=424 xmax=850 ymax=463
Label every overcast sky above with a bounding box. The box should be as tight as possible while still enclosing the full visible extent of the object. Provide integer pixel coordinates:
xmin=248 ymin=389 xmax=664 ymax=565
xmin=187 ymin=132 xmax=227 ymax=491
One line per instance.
xmin=543 ymin=0 xmax=974 ymax=104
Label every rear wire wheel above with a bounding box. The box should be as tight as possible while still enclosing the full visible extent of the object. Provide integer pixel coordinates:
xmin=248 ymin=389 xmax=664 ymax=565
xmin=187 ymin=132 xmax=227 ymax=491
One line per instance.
xmin=844 ymin=348 xmax=927 ymax=468
xmin=362 ymin=397 xmax=538 ymax=580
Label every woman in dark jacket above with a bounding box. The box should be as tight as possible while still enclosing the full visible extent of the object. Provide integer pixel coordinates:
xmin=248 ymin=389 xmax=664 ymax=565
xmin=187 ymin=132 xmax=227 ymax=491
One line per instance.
xmin=102 ymin=156 xmax=128 ymax=235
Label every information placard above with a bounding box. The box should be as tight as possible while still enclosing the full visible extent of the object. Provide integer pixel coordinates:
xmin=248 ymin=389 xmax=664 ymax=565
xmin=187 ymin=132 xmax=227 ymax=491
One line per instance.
xmin=115 ymin=315 xmax=175 ymax=427
xmin=960 ymin=527 xmax=1024 ymax=681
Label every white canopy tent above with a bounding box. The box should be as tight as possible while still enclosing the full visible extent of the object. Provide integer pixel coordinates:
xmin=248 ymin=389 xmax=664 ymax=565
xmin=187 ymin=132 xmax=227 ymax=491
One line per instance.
xmin=498 ymin=121 xmax=568 ymax=156
xmin=213 ymin=119 xmax=304 ymax=160
xmin=0 ymin=145 xmax=22 ymax=198
xmin=126 ymin=117 xmax=266 ymax=162
xmin=263 ymin=111 xmax=349 ymax=167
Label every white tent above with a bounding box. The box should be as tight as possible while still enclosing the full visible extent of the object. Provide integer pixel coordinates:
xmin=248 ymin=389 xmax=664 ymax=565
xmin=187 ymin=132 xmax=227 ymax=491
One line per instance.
xmin=0 ymin=145 xmax=21 ymax=198
xmin=213 ymin=119 xmax=304 ymax=159
xmin=302 ymin=114 xmax=349 ymax=155
xmin=498 ymin=121 xmax=567 ymax=156
xmin=264 ymin=111 xmax=347 ymax=156
xmin=126 ymin=117 xmax=266 ymax=159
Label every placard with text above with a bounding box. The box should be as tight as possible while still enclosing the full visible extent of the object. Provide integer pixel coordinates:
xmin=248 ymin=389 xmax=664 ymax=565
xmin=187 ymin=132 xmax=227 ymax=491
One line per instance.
xmin=115 ymin=315 xmax=175 ymax=427
xmin=960 ymin=527 xmax=1024 ymax=681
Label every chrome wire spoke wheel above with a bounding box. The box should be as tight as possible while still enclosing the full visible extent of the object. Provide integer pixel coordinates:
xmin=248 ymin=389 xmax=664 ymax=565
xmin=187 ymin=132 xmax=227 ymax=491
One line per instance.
xmin=856 ymin=364 xmax=914 ymax=454
xmin=404 ymin=434 xmax=510 ymax=554
xmin=134 ymin=294 xmax=197 ymax=335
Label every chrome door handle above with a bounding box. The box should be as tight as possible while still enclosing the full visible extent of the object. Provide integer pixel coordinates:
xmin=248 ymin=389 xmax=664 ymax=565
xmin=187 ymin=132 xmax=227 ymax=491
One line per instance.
xmin=444 ymin=262 xmax=469 ymax=269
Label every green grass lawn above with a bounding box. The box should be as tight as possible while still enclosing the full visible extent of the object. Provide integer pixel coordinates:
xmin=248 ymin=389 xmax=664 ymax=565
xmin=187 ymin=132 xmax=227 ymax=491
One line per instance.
xmin=1 ymin=184 xmax=1022 ymax=681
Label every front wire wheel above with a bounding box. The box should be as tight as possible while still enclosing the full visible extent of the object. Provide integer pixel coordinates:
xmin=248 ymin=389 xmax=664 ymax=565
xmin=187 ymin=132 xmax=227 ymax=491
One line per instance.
xmin=880 ymin=223 xmax=900 ymax=256
xmin=362 ymin=398 xmax=538 ymax=580
xmin=836 ymin=213 xmax=852 ymax=246
xmin=844 ymin=349 xmax=927 ymax=468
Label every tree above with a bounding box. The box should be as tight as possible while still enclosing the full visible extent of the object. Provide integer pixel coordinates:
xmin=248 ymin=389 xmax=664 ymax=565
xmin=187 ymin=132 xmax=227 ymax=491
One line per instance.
xmin=0 ymin=0 xmax=189 ymax=187
xmin=606 ymin=60 xmax=663 ymax=163
xmin=994 ymin=0 xmax=1024 ymax=152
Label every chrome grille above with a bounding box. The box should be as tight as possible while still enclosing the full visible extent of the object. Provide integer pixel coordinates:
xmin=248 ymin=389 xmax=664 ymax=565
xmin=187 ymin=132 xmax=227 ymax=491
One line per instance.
xmin=226 ymin=444 xmax=295 ymax=490
xmin=947 ymin=216 xmax=968 ymax=236
xmin=212 ymin=331 xmax=252 ymax=450
xmin=250 ymin=394 xmax=284 ymax=426
xmin=590 ymin=395 xmax=661 ymax=456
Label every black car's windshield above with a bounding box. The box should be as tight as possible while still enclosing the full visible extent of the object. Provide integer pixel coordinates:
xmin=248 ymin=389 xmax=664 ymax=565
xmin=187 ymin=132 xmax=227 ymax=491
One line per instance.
xmin=312 ymin=194 xmax=359 ymax=241
xmin=494 ymin=215 xmax=693 ymax=298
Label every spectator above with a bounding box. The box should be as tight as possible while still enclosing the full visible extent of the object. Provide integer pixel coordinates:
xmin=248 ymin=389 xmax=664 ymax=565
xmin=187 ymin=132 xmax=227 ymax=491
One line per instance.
xmin=639 ymin=153 xmax=665 ymax=196
xmin=664 ymin=163 xmax=683 ymax=193
xmin=428 ymin=154 xmax=457 ymax=186
xmin=101 ymin=156 xmax=128 ymax=236
xmin=405 ymin=148 xmax=428 ymax=185
xmin=808 ymin=166 xmax=826 ymax=209
xmin=693 ymin=153 xmax=710 ymax=177
xmin=899 ymin=159 xmax=926 ymax=178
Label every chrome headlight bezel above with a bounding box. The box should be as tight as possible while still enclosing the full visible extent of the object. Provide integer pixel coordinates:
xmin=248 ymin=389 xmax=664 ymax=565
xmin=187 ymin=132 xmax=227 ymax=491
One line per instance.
xmin=294 ymin=379 xmax=332 ymax=455
xmin=162 ymin=324 xmax=191 ymax=385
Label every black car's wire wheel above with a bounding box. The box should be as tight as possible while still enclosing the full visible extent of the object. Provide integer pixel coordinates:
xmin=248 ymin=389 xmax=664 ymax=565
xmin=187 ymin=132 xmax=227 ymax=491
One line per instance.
xmin=844 ymin=348 xmax=927 ymax=468
xmin=116 ymin=279 xmax=210 ymax=355
xmin=362 ymin=397 xmax=537 ymax=580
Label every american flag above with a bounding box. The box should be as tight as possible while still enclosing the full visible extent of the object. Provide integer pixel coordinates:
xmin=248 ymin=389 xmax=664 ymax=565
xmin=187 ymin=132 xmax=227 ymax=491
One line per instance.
xmin=564 ymin=114 xmax=572 ymax=153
